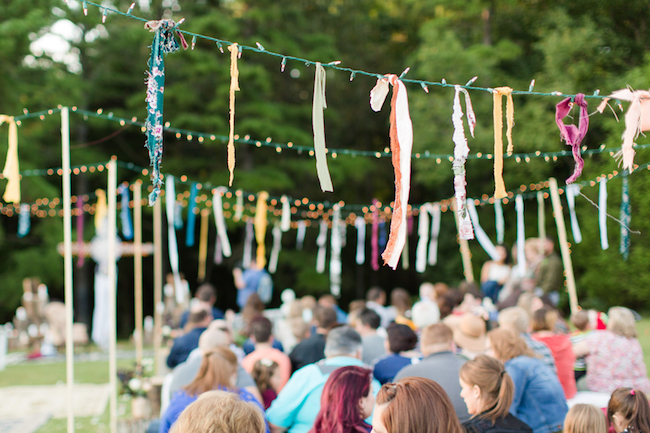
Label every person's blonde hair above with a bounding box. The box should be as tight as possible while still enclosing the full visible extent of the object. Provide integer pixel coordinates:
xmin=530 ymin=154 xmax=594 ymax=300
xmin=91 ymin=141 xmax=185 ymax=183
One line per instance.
xmin=487 ymin=328 xmax=535 ymax=362
xmin=498 ymin=307 xmax=530 ymax=334
xmin=459 ymin=355 xmax=514 ymax=424
xmin=184 ymin=346 xmax=237 ymax=396
xmin=421 ymin=323 xmax=453 ymax=347
xmin=564 ymin=403 xmax=607 ymax=433
xmin=376 ymin=377 xmax=464 ymax=433
xmin=607 ymin=307 xmax=637 ymax=338
xmin=169 ymin=390 xmax=265 ymax=433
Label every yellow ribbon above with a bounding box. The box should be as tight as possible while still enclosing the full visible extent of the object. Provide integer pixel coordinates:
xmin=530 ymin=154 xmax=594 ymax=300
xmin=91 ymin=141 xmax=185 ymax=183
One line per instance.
xmin=197 ymin=208 xmax=210 ymax=281
xmin=94 ymin=189 xmax=107 ymax=231
xmin=493 ymin=87 xmax=514 ymax=199
xmin=254 ymin=191 xmax=269 ymax=268
xmin=0 ymin=115 xmax=20 ymax=203
xmin=227 ymin=43 xmax=240 ymax=186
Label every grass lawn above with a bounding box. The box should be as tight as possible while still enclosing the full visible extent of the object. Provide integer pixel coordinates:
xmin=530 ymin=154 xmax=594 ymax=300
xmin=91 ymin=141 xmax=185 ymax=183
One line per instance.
xmin=636 ymin=318 xmax=650 ymax=376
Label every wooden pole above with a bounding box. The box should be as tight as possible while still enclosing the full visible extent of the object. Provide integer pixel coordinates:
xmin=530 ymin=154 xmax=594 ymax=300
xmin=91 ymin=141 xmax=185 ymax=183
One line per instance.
xmin=107 ymin=158 xmax=118 ymax=433
xmin=197 ymin=208 xmax=209 ymax=281
xmin=153 ymin=197 xmax=163 ymax=375
xmin=548 ymin=178 xmax=579 ymax=314
xmin=452 ymin=202 xmax=474 ymax=283
xmin=61 ymin=107 xmax=75 ymax=433
xmin=133 ymin=180 xmax=143 ymax=369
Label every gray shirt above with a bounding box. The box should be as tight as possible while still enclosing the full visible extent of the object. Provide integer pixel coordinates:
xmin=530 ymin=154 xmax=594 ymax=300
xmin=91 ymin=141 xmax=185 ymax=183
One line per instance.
xmin=393 ymin=351 xmax=470 ymax=422
xmin=362 ymin=334 xmax=386 ymax=366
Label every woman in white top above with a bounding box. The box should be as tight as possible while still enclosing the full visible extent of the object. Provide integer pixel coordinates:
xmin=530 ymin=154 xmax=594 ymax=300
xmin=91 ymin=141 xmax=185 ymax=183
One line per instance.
xmin=480 ymin=244 xmax=511 ymax=303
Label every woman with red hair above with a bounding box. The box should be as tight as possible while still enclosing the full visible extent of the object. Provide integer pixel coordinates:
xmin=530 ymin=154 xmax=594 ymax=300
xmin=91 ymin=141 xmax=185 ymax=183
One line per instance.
xmin=310 ymin=366 xmax=375 ymax=433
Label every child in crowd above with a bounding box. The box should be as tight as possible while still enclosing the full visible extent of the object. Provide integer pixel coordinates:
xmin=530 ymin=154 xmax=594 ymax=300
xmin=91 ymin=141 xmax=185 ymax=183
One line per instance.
xmin=564 ymin=404 xmax=606 ymax=433
xmin=607 ymin=388 xmax=650 ymax=433
xmin=252 ymin=359 xmax=282 ymax=409
xmin=569 ymin=310 xmax=593 ymax=382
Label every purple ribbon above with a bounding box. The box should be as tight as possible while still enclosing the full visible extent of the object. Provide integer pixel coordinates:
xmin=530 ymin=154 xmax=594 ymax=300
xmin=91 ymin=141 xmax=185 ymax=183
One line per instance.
xmin=556 ymin=93 xmax=589 ymax=184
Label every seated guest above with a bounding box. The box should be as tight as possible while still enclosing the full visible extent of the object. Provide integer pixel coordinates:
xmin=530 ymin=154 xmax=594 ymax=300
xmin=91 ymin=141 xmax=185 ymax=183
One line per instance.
xmin=411 ymin=282 xmax=441 ymax=329
xmin=289 ymin=306 xmax=337 ymax=372
xmin=372 ymin=376 xmax=464 ymax=433
xmin=487 ymin=328 xmax=567 ymax=433
xmin=372 ymin=323 xmax=419 ymax=385
xmin=354 ymin=308 xmax=386 ymax=365
xmin=459 ymin=354 xmax=532 ymax=433
xmin=160 ymin=346 xmax=264 ymax=433
xmin=267 ymin=327 xmax=381 ymax=433
xmin=394 ymin=323 xmax=470 ymax=422
xmin=242 ymin=317 xmax=291 ymax=391
xmin=568 ymin=310 xmax=593 ymax=383
xmin=563 ymin=404 xmax=606 ymax=433
xmin=179 ymin=283 xmax=224 ymax=329
xmin=390 ymin=288 xmax=416 ymax=330
xmin=607 ymin=387 xmax=650 ymax=433
xmin=497 ymin=307 xmax=557 ymax=373
xmin=319 ymin=294 xmax=348 ymax=324
xmin=252 ymin=359 xmax=281 ymax=409
xmin=449 ymin=313 xmax=487 ymax=361
xmin=573 ymin=307 xmax=650 ymax=394
xmin=166 ymin=306 xmax=212 ymax=369
xmin=366 ymin=287 xmax=395 ymax=329
xmin=531 ymin=307 xmax=576 ymax=399
xmin=169 ymin=390 xmax=265 ymax=433
xmin=310 ymin=366 xmax=375 ymax=433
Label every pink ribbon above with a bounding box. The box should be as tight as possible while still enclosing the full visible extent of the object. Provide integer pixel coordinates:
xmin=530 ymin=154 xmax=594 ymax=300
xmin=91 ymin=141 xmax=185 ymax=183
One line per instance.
xmin=556 ymin=93 xmax=589 ymax=184
xmin=371 ymin=199 xmax=379 ymax=271
xmin=76 ymin=196 xmax=85 ymax=268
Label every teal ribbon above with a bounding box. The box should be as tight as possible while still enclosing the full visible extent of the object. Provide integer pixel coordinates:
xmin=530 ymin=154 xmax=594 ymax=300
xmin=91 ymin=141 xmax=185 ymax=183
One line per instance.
xmin=620 ymin=171 xmax=630 ymax=260
xmin=185 ymin=183 xmax=199 ymax=247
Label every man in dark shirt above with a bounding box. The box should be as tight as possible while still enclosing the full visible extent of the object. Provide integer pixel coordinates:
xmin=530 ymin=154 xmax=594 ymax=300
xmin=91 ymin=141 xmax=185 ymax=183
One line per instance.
xmin=178 ymin=283 xmax=224 ymax=329
xmin=289 ymin=305 xmax=337 ymax=372
xmin=166 ymin=307 xmax=212 ymax=369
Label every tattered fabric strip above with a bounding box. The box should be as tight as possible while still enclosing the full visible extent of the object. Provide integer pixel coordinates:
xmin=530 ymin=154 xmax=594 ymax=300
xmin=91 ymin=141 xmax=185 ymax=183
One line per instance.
xmin=165 ymin=175 xmax=183 ymax=303
xmin=428 ymin=203 xmax=441 ymax=266
xmin=452 ymin=85 xmax=476 ymax=240
xmin=599 ymin=179 xmax=609 ymax=250
xmin=254 ymin=191 xmax=269 ymax=267
xmin=17 ymin=203 xmax=30 ymax=238
xmin=234 ymin=190 xmax=244 ymax=222
xmin=416 ymin=203 xmax=431 ymax=273
xmin=514 ymin=195 xmax=526 ymax=278
xmin=185 ymin=183 xmax=199 ymax=247
xmin=537 ymin=191 xmax=546 ymax=243
xmin=95 ymin=189 xmax=107 ymax=231
xmin=402 ymin=231 xmax=409 ymax=270
xmin=144 ymin=20 xmax=182 ymax=205
xmin=371 ymin=201 xmax=379 ymax=271
xmin=620 ymin=171 xmax=630 ymax=260
xmin=296 ymin=220 xmax=306 ymax=251
xmin=268 ymin=223 xmax=282 ymax=274
xmin=379 ymin=220 xmax=387 ymax=248
xmin=313 ymin=63 xmax=334 ymax=192
xmin=0 ymin=115 xmax=19 ymax=203
xmin=467 ymin=199 xmax=499 ymax=261
xmin=495 ymin=199 xmax=504 ymax=244
xmin=212 ymin=188 xmax=232 ymax=258
xmin=330 ymin=207 xmax=342 ymax=296
xmin=227 ymin=43 xmax=240 ymax=186
xmin=174 ymin=202 xmax=184 ymax=229
xmin=355 ymin=216 xmax=366 ymax=265
xmin=556 ymin=94 xmax=589 ymax=183
xmin=316 ymin=220 xmax=328 ymax=274
xmin=120 ymin=186 xmax=134 ymax=240
xmin=76 ymin=195 xmax=85 ymax=268
xmin=214 ymin=235 xmax=223 ymax=265
xmin=280 ymin=195 xmax=291 ymax=232
xmin=493 ymin=87 xmax=514 ymax=199
xmin=565 ymin=184 xmax=582 ymax=244
xmin=198 ymin=209 xmax=209 ymax=281
xmin=242 ymin=219 xmax=254 ymax=268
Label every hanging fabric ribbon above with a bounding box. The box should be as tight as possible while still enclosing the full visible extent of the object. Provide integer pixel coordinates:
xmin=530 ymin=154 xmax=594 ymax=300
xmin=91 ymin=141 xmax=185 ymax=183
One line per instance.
xmin=493 ymin=86 xmax=514 ymax=199
xmin=0 ymin=115 xmax=19 ymax=203
xmin=185 ymin=183 xmax=199 ymax=247
xmin=428 ymin=203 xmax=441 ymax=266
xmin=227 ymin=43 xmax=240 ymax=186
xmin=416 ymin=203 xmax=431 ymax=273
xmin=451 ymin=85 xmax=476 ymax=240
xmin=355 ymin=215 xmax=366 ymax=265
xmin=254 ymin=191 xmax=268 ymax=267
xmin=371 ymin=200 xmax=379 ymax=271
xmin=234 ymin=190 xmax=244 ymax=222
xmin=495 ymin=200 xmax=505 ymax=244
xmin=313 ymin=62 xmax=334 ymax=192
xmin=296 ymin=220 xmax=306 ymax=251
xmin=280 ymin=195 xmax=291 ymax=232
xmin=565 ymin=184 xmax=583 ymax=244
xmin=378 ymin=220 xmax=387 ymax=248
xmin=214 ymin=235 xmax=223 ymax=265
xmin=268 ymin=223 xmax=282 ymax=274
xmin=165 ymin=175 xmax=183 ymax=303
xmin=316 ymin=220 xmax=328 ymax=274
xmin=212 ymin=187 xmax=232 ymax=258
xmin=597 ymin=88 xmax=650 ymax=172
xmin=94 ymin=189 xmax=107 ymax=231
xmin=467 ymin=199 xmax=500 ymax=261
xmin=370 ymin=74 xmax=413 ymax=269
xmin=120 ymin=185 xmax=134 ymax=240
xmin=402 ymin=231 xmax=409 ymax=270
xmin=174 ymin=201 xmax=184 ymax=230
xmin=143 ymin=19 xmax=185 ymax=205
xmin=330 ymin=206 xmax=342 ymax=296
xmin=514 ymin=195 xmax=526 ymax=278
xmin=537 ymin=191 xmax=546 ymax=247
xmin=556 ymin=94 xmax=589 ymax=183
xmin=17 ymin=203 xmax=30 ymax=238
xmin=198 ymin=209 xmax=209 ymax=281
xmin=243 ymin=219 xmax=254 ymax=268
xmin=620 ymin=171 xmax=630 ymax=260
xmin=599 ymin=178 xmax=609 ymax=250
xmin=76 ymin=195 xmax=85 ymax=268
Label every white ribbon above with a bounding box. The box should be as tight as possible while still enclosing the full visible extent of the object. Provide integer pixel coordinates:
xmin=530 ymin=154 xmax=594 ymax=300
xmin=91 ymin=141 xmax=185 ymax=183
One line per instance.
xmin=537 ymin=191 xmax=546 ymax=242
xmin=355 ymin=216 xmax=366 ymax=265
xmin=234 ymin=190 xmax=244 ymax=222
xmin=165 ymin=175 xmax=183 ymax=304
xmin=514 ymin=195 xmax=526 ymax=278
xmin=428 ymin=203 xmax=441 ymax=266
xmin=316 ymin=220 xmax=328 ymax=273
xmin=330 ymin=207 xmax=342 ymax=296
xmin=212 ymin=188 xmax=232 ymax=257
xmin=280 ymin=195 xmax=291 ymax=232
xmin=565 ymin=184 xmax=582 ymax=244
xmin=452 ymin=85 xmax=476 ymax=241
xmin=467 ymin=199 xmax=500 ymax=261
xmin=599 ymin=179 xmax=609 ymax=250
xmin=242 ymin=219 xmax=254 ymax=268
xmin=268 ymin=223 xmax=282 ymax=274
xmin=416 ymin=203 xmax=431 ymax=273
xmin=296 ymin=220 xmax=306 ymax=250
xmin=495 ymin=199 xmax=504 ymax=244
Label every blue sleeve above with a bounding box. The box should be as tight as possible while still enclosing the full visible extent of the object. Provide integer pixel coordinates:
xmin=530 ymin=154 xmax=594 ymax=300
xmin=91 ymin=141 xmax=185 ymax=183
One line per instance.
xmin=266 ymin=365 xmax=319 ymax=428
xmin=506 ymin=363 xmax=525 ymax=416
xmin=179 ymin=310 xmax=189 ymax=329
xmin=243 ymin=339 xmax=255 ymax=355
xmin=273 ymin=339 xmax=284 ymax=353
xmin=166 ymin=344 xmax=183 ymax=369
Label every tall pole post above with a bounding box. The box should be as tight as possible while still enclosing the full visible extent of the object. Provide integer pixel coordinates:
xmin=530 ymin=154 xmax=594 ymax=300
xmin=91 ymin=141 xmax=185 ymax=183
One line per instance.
xmin=133 ymin=180 xmax=144 ymax=369
xmin=107 ymin=158 xmax=118 ymax=433
xmin=153 ymin=198 xmax=163 ymax=375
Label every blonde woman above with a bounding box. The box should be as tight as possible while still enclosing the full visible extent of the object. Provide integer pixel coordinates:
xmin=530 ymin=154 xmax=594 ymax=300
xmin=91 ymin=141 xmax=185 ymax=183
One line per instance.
xmin=563 ymin=404 xmax=606 ymax=433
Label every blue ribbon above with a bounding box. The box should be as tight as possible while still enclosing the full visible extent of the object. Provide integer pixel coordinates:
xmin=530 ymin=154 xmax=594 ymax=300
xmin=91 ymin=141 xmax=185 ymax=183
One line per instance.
xmin=17 ymin=204 xmax=30 ymax=238
xmin=620 ymin=171 xmax=630 ymax=260
xmin=185 ymin=183 xmax=198 ymax=247
xmin=120 ymin=186 xmax=134 ymax=240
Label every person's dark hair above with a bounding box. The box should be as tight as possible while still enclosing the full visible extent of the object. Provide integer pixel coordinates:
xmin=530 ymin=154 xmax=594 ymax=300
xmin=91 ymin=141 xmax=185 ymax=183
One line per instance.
xmin=324 ymin=326 xmax=362 ymax=357
xmin=188 ymin=309 xmax=210 ymax=325
xmin=386 ymin=323 xmax=417 ymax=354
xmin=314 ymin=306 xmax=338 ymax=330
xmin=438 ymin=290 xmax=462 ymax=319
xmin=310 ymin=366 xmax=373 ymax=433
xmin=531 ymin=307 xmax=557 ymax=332
xmin=196 ymin=283 xmax=217 ymax=303
xmin=252 ymin=359 xmax=278 ymax=394
xmin=242 ymin=293 xmax=265 ymax=326
xmin=459 ymin=355 xmax=514 ymax=424
xmin=608 ymin=388 xmax=650 ymax=433
xmin=496 ymin=244 xmax=512 ymax=265
xmin=367 ymin=287 xmax=385 ymax=302
xmin=390 ymin=288 xmax=412 ymax=316
xmin=250 ymin=316 xmax=273 ymax=343
xmin=357 ymin=308 xmax=381 ymax=330
xmin=570 ymin=310 xmax=590 ymax=331
xmin=319 ymin=294 xmax=338 ymax=306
